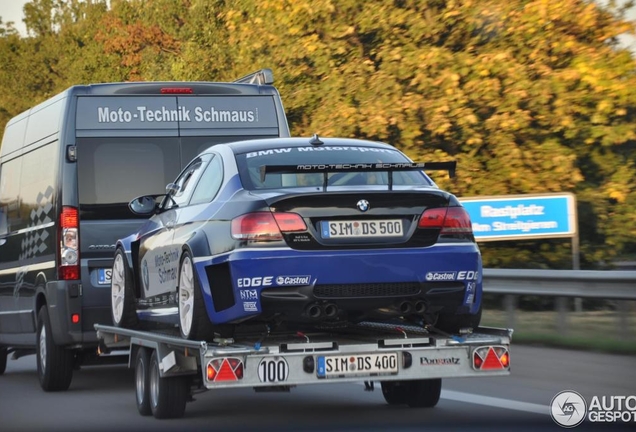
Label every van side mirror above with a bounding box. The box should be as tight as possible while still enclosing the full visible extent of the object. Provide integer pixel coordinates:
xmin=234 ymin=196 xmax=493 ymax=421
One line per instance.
xmin=129 ymin=196 xmax=159 ymax=216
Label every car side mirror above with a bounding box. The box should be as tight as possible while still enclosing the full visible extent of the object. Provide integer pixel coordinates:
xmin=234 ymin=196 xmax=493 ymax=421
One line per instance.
xmin=129 ymin=195 xmax=159 ymax=216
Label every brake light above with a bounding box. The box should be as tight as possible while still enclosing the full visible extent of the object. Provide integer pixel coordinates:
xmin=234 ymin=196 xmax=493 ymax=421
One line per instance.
xmin=418 ymin=206 xmax=473 ymax=235
xmin=59 ymin=206 xmax=80 ymax=280
xmin=273 ymin=213 xmax=307 ymax=232
xmin=160 ymin=87 xmax=193 ymax=94
xmin=206 ymin=358 xmax=244 ymax=382
xmin=231 ymin=212 xmax=306 ymax=241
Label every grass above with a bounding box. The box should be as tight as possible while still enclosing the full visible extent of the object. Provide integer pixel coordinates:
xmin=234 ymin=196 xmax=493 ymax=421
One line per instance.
xmin=481 ymin=309 xmax=636 ymax=355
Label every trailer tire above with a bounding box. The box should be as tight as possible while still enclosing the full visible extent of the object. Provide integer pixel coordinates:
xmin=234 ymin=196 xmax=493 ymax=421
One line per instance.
xmin=37 ymin=308 xmax=74 ymax=391
xmin=405 ymin=378 xmax=442 ymax=408
xmin=135 ymin=347 xmax=152 ymax=416
xmin=381 ymin=381 xmax=408 ymax=405
xmin=178 ymin=252 xmax=216 ymax=341
xmin=111 ymin=249 xmax=138 ymax=329
xmin=0 ymin=346 xmax=7 ymax=375
xmin=149 ymin=350 xmax=187 ymax=419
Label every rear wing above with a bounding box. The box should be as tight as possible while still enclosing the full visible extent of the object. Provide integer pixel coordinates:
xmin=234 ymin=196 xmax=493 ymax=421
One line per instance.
xmin=259 ymin=161 xmax=456 ymax=191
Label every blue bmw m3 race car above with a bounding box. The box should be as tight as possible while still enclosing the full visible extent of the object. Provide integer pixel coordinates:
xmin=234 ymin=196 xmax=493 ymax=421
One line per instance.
xmin=110 ymin=136 xmax=482 ymax=341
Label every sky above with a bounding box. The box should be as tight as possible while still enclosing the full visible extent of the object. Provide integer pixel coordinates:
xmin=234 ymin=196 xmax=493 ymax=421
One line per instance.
xmin=1 ymin=0 xmax=635 ymax=51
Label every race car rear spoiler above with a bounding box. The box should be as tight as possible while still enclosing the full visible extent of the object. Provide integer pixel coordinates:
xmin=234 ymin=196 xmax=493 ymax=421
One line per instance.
xmin=259 ymin=161 xmax=456 ymax=191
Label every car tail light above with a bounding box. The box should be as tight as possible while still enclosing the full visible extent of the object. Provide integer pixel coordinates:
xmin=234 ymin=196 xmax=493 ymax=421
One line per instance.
xmin=231 ymin=212 xmax=306 ymax=241
xmin=418 ymin=206 xmax=473 ymax=235
xmin=59 ymin=206 xmax=80 ymax=280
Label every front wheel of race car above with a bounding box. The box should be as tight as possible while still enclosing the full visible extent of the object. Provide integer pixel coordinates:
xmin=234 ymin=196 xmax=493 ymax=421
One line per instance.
xmin=111 ymin=249 xmax=138 ymax=329
xmin=178 ymin=252 xmax=216 ymax=341
xmin=435 ymin=305 xmax=482 ymax=335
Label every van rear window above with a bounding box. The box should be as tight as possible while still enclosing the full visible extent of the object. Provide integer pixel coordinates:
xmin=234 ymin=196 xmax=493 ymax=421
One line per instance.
xmin=77 ymin=138 xmax=181 ymax=219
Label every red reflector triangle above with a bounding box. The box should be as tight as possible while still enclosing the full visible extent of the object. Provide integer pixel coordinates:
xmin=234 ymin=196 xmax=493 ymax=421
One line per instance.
xmin=214 ymin=359 xmax=238 ymax=381
xmin=481 ymin=347 xmax=504 ymax=370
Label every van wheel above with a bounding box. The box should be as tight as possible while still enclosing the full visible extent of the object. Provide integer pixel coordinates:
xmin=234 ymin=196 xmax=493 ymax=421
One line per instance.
xmin=37 ymin=308 xmax=74 ymax=391
xmin=0 ymin=346 xmax=7 ymax=375
xmin=135 ymin=347 xmax=152 ymax=416
xmin=381 ymin=381 xmax=408 ymax=405
xmin=149 ymin=350 xmax=188 ymax=419
xmin=111 ymin=249 xmax=138 ymax=328
xmin=178 ymin=252 xmax=216 ymax=341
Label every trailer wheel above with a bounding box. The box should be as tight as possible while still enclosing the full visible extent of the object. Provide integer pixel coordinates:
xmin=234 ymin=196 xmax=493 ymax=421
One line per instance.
xmin=0 ymin=346 xmax=7 ymax=375
xmin=37 ymin=308 xmax=74 ymax=391
xmin=178 ymin=252 xmax=216 ymax=341
xmin=111 ymin=249 xmax=138 ymax=329
xmin=381 ymin=381 xmax=409 ymax=405
xmin=405 ymin=378 xmax=442 ymax=408
xmin=149 ymin=350 xmax=187 ymax=419
xmin=135 ymin=347 xmax=152 ymax=416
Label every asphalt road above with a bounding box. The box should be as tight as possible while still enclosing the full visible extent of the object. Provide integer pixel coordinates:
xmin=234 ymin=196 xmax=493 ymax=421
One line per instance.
xmin=1 ymin=345 xmax=634 ymax=432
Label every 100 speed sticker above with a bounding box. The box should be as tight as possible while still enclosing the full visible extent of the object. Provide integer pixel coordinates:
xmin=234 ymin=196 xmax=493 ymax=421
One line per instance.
xmin=258 ymin=357 xmax=289 ymax=383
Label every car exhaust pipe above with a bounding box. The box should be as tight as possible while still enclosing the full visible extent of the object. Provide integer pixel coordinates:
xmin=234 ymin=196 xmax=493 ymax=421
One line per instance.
xmin=306 ymin=304 xmax=322 ymax=319
xmin=323 ymin=303 xmax=338 ymax=318
xmin=399 ymin=301 xmax=413 ymax=315
xmin=414 ymin=301 xmax=427 ymax=314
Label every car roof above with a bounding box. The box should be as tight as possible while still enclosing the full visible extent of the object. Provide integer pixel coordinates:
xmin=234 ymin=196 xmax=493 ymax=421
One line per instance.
xmin=219 ymin=136 xmax=397 ymax=155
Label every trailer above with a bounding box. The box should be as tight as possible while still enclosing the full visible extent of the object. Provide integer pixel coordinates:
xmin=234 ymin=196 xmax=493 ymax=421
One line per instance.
xmin=95 ymin=322 xmax=512 ymax=419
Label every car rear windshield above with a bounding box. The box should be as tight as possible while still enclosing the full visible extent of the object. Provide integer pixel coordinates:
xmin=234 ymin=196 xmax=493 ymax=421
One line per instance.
xmin=235 ymin=145 xmax=435 ymax=190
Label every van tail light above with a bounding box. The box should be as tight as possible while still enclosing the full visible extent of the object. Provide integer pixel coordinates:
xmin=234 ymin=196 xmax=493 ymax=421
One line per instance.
xmin=231 ymin=212 xmax=307 ymax=241
xmin=59 ymin=206 xmax=80 ymax=280
xmin=418 ymin=206 xmax=473 ymax=237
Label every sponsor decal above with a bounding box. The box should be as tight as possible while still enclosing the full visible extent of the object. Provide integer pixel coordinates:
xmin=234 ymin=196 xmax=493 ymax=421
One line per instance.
xmin=275 ymin=275 xmax=311 ymax=286
xmin=426 ymin=272 xmax=456 ymax=281
xmin=420 ymin=357 xmax=460 ymax=366
xmin=245 ymin=147 xmax=399 ymax=159
xmin=142 ymin=259 xmax=149 ymax=291
xmin=243 ymin=301 xmax=258 ymax=312
xmin=551 ymin=391 xmax=636 ymax=428
xmin=425 ymin=271 xmax=479 ymax=282
xmin=97 ymin=106 xmax=257 ymax=124
xmin=237 ymin=277 xmax=273 ymax=288
xmin=239 ymin=289 xmax=258 ymax=300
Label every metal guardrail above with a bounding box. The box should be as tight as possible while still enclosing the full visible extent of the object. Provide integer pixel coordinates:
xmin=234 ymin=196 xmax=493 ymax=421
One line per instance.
xmin=482 ymin=269 xmax=636 ymax=300
xmin=481 ymin=269 xmax=636 ymax=339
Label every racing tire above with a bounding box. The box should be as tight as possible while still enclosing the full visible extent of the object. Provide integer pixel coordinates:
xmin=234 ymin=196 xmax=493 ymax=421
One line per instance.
xmin=178 ymin=252 xmax=216 ymax=341
xmin=37 ymin=307 xmax=74 ymax=392
xmin=405 ymin=378 xmax=442 ymax=408
xmin=381 ymin=381 xmax=409 ymax=405
xmin=135 ymin=347 xmax=152 ymax=416
xmin=149 ymin=349 xmax=188 ymax=419
xmin=0 ymin=346 xmax=7 ymax=375
xmin=111 ymin=248 xmax=138 ymax=329
xmin=435 ymin=305 xmax=482 ymax=335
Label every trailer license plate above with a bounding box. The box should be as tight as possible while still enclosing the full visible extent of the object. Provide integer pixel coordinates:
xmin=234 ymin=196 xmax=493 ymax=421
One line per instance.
xmin=317 ymin=353 xmax=398 ymax=378
xmin=321 ymin=220 xmax=403 ymax=238
xmin=97 ymin=268 xmax=112 ymax=285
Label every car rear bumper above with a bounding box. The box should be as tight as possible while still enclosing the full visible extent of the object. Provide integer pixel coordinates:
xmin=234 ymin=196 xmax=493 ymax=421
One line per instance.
xmin=194 ymin=244 xmax=482 ymax=325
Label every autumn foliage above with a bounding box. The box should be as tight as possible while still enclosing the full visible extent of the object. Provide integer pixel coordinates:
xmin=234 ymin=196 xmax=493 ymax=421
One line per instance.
xmin=1 ymin=0 xmax=635 ymax=268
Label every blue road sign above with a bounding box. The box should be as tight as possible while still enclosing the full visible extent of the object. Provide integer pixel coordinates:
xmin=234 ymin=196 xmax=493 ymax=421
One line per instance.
xmin=459 ymin=194 xmax=576 ymax=242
